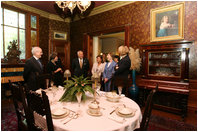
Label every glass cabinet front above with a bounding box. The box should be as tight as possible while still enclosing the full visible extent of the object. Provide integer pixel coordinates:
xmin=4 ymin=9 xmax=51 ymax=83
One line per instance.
xmin=148 ymin=51 xmax=182 ymax=77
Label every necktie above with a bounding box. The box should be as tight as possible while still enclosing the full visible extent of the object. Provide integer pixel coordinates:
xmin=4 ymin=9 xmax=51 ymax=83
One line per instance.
xmin=80 ymin=59 xmax=83 ymax=69
xmin=37 ymin=59 xmax=43 ymax=69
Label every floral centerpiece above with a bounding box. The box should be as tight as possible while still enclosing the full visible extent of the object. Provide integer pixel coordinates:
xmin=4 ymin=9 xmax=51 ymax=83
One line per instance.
xmin=59 ymin=75 xmax=94 ymax=102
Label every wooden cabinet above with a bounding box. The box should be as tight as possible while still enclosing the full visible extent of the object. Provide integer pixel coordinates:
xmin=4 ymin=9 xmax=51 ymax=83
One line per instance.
xmin=137 ymin=41 xmax=192 ymax=119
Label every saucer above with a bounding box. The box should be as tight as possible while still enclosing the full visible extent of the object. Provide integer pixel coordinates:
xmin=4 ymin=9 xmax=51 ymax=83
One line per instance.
xmin=106 ymin=97 xmax=120 ymax=102
xmin=87 ymin=109 xmax=102 ymax=117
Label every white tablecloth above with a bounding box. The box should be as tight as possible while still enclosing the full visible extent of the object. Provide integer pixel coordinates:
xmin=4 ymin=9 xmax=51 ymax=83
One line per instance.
xmin=44 ymin=87 xmax=142 ymax=131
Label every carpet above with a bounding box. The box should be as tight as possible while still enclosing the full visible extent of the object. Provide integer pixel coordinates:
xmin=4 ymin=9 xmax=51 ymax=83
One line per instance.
xmin=148 ymin=115 xmax=197 ymax=131
xmin=1 ymin=107 xmax=18 ymax=131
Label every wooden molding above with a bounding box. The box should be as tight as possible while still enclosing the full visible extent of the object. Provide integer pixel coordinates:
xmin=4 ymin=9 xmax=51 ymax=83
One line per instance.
xmin=2 ymin=1 xmax=70 ymax=22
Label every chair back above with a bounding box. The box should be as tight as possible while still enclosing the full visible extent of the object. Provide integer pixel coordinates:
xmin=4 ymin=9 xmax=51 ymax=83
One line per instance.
xmin=139 ymin=84 xmax=158 ymax=131
xmin=26 ymin=90 xmax=54 ymax=131
xmin=36 ymin=74 xmax=52 ymax=89
xmin=9 ymin=80 xmax=32 ymax=130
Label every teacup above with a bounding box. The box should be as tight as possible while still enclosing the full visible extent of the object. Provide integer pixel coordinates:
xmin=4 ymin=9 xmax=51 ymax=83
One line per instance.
xmin=88 ymin=102 xmax=100 ymax=114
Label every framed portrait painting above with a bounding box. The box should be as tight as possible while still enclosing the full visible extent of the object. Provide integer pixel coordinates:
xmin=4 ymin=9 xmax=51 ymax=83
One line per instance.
xmin=54 ymin=31 xmax=67 ymax=40
xmin=150 ymin=3 xmax=184 ymax=42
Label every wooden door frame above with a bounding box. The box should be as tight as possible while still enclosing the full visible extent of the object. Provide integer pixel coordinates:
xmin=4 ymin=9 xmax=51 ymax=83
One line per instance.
xmin=51 ymin=40 xmax=70 ymax=70
xmin=83 ymin=25 xmax=130 ymax=66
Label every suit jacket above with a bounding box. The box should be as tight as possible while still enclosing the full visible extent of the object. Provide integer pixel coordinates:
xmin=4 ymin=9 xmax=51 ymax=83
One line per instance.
xmin=72 ymin=58 xmax=90 ymax=77
xmin=103 ymin=61 xmax=116 ymax=80
xmin=114 ymin=55 xmax=131 ymax=87
xmin=23 ymin=57 xmax=43 ymax=91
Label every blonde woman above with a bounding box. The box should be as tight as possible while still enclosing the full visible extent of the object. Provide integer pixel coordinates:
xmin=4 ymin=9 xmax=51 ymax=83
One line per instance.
xmin=114 ymin=45 xmax=131 ymax=94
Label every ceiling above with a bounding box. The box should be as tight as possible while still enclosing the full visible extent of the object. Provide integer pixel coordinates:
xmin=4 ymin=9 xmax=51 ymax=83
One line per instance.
xmin=18 ymin=1 xmax=111 ymax=15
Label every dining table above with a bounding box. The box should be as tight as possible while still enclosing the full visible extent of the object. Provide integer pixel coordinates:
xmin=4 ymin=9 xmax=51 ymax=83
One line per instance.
xmin=35 ymin=86 xmax=142 ymax=131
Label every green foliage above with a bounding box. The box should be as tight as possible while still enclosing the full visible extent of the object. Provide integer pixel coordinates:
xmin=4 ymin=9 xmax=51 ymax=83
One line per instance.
xmin=59 ymin=75 xmax=94 ymax=102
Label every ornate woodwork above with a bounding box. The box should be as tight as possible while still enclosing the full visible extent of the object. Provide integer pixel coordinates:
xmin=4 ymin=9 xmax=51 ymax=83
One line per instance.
xmin=137 ymin=41 xmax=192 ymax=119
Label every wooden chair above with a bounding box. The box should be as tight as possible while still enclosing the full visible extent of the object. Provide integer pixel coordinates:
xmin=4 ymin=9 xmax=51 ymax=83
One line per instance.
xmin=137 ymin=84 xmax=158 ymax=131
xmin=36 ymin=74 xmax=52 ymax=89
xmin=26 ymin=89 xmax=54 ymax=131
xmin=9 ymin=80 xmax=32 ymax=130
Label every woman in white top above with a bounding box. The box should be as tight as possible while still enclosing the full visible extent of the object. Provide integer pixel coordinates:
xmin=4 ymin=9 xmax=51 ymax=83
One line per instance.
xmin=91 ymin=55 xmax=105 ymax=77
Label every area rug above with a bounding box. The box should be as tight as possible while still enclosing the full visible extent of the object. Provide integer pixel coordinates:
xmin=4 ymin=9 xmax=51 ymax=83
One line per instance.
xmin=1 ymin=108 xmax=18 ymax=131
xmin=148 ymin=114 xmax=197 ymax=131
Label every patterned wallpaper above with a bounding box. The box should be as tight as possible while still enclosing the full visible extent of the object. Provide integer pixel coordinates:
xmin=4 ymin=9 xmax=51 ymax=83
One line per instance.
xmin=70 ymin=1 xmax=197 ymax=79
xmin=39 ymin=17 xmax=70 ymax=72
xmin=39 ymin=16 xmax=49 ymax=71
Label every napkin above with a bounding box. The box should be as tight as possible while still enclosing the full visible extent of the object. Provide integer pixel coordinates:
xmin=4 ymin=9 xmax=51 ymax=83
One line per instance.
xmin=58 ymin=86 xmax=64 ymax=90
xmin=108 ymin=112 xmax=126 ymax=124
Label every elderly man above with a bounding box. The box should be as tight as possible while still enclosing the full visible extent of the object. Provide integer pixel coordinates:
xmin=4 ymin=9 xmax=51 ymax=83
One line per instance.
xmin=23 ymin=47 xmax=43 ymax=91
xmin=72 ymin=50 xmax=90 ymax=77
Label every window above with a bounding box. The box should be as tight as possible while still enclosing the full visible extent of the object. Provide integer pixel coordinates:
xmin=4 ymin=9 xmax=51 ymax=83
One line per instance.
xmin=1 ymin=8 xmax=26 ymax=59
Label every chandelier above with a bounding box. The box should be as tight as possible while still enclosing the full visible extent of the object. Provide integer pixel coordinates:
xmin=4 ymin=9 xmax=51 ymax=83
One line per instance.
xmin=56 ymin=1 xmax=91 ymax=13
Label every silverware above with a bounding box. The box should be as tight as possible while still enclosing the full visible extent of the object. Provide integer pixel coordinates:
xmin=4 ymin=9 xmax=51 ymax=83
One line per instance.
xmin=110 ymin=107 xmax=118 ymax=115
xmin=63 ymin=113 xmax=78 ymax=124
xmin=63 ymin=118 xmax=73 ymax=124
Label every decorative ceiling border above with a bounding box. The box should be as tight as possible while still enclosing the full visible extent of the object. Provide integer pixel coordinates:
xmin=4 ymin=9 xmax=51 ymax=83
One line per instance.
xmin=91 ymin=1 xmax=135 ymax=16
xmin=1 ymin=1 xmax=70 ymax=22
xmin=73 ymin=1 xmax=135 ymax=21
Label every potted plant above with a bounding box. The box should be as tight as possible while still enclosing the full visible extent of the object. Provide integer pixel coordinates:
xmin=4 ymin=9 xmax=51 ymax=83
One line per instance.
xmin=128 ymin=47 xmax=141 ymax=101
xmin=59 ymin=75 xmax=94 ymax=102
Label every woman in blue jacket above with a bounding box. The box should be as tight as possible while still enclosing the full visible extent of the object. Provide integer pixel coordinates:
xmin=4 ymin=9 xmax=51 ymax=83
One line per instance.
xmin=103 ymin=53 xmax=116 ymax=92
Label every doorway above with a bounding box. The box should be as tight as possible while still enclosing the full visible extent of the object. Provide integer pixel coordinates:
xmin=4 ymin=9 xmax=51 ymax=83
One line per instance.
xmin=52 ymin=40 xmax=70 ymax=70
xmin=83 ymin=25 xmax=130 ymax=66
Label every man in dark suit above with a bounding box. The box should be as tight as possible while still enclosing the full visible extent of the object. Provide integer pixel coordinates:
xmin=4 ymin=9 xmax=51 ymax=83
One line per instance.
xmin=114 ymin=46 xmax=131 ymax=94
xmin=23 ymin=47 xmax=43 ymax=91
xmin=72 ymin=50 xmax=90 ymax=78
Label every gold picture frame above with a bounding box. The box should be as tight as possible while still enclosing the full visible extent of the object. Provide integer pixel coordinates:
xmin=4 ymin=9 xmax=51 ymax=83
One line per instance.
xmin=150 ymin=3 xmax=184 ymax=42
xmin=54 ymin=31 xmax=67 ymax=40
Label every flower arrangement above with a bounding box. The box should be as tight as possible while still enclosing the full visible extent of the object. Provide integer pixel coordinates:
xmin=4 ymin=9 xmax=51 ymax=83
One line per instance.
xmin=59 ymin=75 xmax=94 ymax=102
xmin=129 ymin=47 xmax=141 ymax=71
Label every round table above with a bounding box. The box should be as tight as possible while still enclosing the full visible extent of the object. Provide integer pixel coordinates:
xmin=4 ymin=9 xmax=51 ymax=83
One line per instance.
xmin=45 ymin=87 xmax=142 ymax=131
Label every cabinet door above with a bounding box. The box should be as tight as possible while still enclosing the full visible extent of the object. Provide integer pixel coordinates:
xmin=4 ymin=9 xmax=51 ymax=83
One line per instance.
xmin=148 ymin=50 xmax=182 ymax=77
xmin=144 ymin=47 xmax=189 ymax=81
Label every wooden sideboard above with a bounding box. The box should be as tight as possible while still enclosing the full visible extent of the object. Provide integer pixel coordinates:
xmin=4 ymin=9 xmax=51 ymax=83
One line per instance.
xmin=137 ymin=41 xmax=192 ymax=119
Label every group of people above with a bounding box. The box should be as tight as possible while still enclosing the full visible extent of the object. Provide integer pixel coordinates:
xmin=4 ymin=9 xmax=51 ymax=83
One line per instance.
xmin=23 ymin=45 xmax=131 ymax=94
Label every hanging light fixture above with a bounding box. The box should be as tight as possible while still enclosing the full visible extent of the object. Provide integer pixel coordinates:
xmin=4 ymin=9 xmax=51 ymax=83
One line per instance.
xmin=56 ymin=1 xmax=91 ymax=13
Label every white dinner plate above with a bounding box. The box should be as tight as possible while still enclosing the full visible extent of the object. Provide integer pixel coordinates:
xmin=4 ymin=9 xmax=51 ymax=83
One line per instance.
xmin=116 ymin=107 xmax=135 ymax=118
xmin=51 ymin=108 xmax=69 ymax=116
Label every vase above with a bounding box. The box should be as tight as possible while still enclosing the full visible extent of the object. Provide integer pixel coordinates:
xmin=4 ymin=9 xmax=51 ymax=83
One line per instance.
xmin=129 ymin=70 xmax=139 ymax=102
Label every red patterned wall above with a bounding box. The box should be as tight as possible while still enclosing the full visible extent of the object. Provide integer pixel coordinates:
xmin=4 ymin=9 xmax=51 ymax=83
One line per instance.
xmin=39 ymin=16 xmax=49 ymax=71
xmin=70 ymin=1 xmax=197 ymax=79
xmin=39 ymin=17 xmax=70 ymax=72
